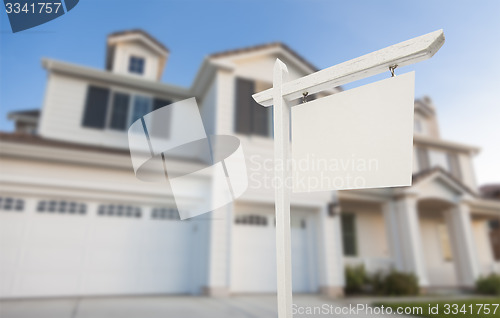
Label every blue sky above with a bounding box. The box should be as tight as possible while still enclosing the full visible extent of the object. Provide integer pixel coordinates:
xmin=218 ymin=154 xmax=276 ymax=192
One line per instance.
xmin=1 ymin=0 xmax=499 ymax=185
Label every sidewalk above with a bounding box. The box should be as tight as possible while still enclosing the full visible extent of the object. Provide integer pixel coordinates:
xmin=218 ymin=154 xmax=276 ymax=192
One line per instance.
xmin=0 ymin=295 xmax=412 ymax=318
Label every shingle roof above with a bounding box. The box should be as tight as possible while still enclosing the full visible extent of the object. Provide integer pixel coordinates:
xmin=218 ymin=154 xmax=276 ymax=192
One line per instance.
xmin=108 ymin=29 xmax=169 ymax=53
xmin=0 ymin=132 xmax=129 ymax=155
xmin=209 ymin=42 xmax=319 ymax=72
xmin=8 ymin=109 xmax=40 ymax=118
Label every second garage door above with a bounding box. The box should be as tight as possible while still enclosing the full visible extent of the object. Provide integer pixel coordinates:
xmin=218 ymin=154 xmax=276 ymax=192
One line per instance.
xmin=231 ymin=203 xmax=318 ymax=293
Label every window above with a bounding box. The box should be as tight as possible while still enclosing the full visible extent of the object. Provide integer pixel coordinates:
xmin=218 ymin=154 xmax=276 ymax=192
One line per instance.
xmin=235 ymin=214 xmax=268 ymax=226
xmin=98 ymin=204 xmax=142 ymax=218
xmin=438 ymin=224 xmax=453 ymax=261
xmin=109 ymin=92 xmax=130 ymax=130
xmin=82 ymin=86 xmax=110 ymax=129
xmin=341 ymin=213 xmax=357 ymax=256
xmin=130 ymin=95 xmax=152 ymax=125
xmin=151 ymin=207 xmax=179 ymax=220
xmin=234 ymin=78 xmax=271 ymax=137
xmin=129 ymin=56 xmax=145 ymax=75
xmin=153 ymin=98 xmax=171 ymax=111
xmin=0 ymin=197 xmax=24 ymax=212
xmin=416 ymin=146 xmax=430 ymax=171
xmin=37 ymin=200 xmax=86 ymax=215
xmin=81 ymin=85 xmax=173 ymax=131
xmin=447 ymin=153 xmax=462 ymax=180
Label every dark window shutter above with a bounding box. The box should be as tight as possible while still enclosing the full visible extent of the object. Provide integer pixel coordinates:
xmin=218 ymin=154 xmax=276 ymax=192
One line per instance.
xmin=235 ymin=78 xmax=254 ymax=134
xmin=109 ymin=92 xmax=130 ymax=130
xmin=416 ymin=147 xmax=430 ymax=171
xmin=235 ymin=78 xmax=270 ymax=136
xmin=153 ymin=98 xmax=171 ymax=111
xmin=82 ymin=86 xmax=110 ymax=129
xmin=253 ymin=101 xmax=270 ymax=136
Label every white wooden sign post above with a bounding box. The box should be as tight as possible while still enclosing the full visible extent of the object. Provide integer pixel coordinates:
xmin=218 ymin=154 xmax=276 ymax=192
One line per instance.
xmin=252 ymin=30 xmax=445 ymax=318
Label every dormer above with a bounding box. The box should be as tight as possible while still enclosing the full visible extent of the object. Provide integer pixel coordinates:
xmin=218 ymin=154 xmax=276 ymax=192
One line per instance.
xmin=105 ymin=30 xmax=169 ymax=81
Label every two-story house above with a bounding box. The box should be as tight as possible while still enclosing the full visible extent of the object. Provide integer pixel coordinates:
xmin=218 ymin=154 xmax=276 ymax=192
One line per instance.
xmin=1 ymin=30 xmax=499 ymax=299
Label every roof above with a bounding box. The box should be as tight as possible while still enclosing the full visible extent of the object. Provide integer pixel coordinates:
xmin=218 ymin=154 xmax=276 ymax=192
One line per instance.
xmin=209 ymin=42 xmax=319 ymax=72
xmin=412 ymin=166 xmax=477 ymax=196
xmin=480 ymin=184 xmax=500 ymax=200
xmin=8 ymin=109 xmax=40 ymax=118
xmin=413 ymin=134 xmax=480 ymax=154
xmin=7 ymin=109 xmax=40 ymax=124
xmin=0 ymin=132 xmax=129 ymax=155
xmin=108 ymin=29 xmax=169 ymax=53
xmin=42 ymin=58 xmax=190 ymax=98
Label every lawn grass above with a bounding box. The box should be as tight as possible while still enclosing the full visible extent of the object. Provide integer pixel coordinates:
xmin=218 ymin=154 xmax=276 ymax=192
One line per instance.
xmin=375 ymin=298 xmax=500 ymax=318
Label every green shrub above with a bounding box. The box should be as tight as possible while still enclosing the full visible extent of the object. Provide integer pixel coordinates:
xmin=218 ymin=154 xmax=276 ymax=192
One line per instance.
xmin=372 ymin=270 xmax=419 ymax=296
xmin=345 ymin=264 xmax=369 ymax=294
xmin=476 ymin=273 xmax=500 ymax=295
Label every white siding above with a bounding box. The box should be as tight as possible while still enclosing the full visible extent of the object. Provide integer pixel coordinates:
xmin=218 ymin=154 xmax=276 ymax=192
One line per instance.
xmin=38 ymin=73 xmax=180 ymax=149
xmin=112 ymin=41 xmax=161 ymax=81
xmin=199 ymin=79 xmax=217 ymax=136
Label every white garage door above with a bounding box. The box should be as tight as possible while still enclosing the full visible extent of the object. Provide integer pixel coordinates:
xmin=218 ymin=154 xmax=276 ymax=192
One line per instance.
xmin=0 ymin=196 xmax=195 ymax=298
xmin=231 ymin=204 xmax=318 ymax=293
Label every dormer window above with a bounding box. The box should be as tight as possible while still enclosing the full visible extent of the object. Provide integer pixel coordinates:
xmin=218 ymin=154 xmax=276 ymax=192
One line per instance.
xmin=128 ymin=56 xmax=145 ymax=75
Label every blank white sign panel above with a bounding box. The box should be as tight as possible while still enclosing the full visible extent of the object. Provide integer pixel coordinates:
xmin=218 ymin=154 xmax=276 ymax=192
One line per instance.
xmin=292 ymin=72 xmax=415 ymax=192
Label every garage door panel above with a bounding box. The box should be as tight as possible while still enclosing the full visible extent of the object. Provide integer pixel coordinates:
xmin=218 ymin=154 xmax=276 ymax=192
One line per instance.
xmin=0 ymin=247 xmax=19 ymax=272
xmin=21 ymin=248 xmax=84 ymax=271
xmin=231 ymin=208 xmax=317 ymax=294
xmin=82 ymin=272 xmax=139 ymax=295
xmin=28 ymin=220 xmax=87 ymax=241
xmin=137 ymin=270 xmax=190 ymax=294
xmin=87 ymin=250 xmax=141 ymax=270
xmin=14 ymin=273 xmax=80 ymax=297
xmin=0 ymin=218 xmax=25 ymax=242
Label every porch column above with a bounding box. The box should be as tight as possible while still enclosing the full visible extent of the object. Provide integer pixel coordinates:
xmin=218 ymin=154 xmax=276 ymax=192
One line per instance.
xmin=396 ymin=194 xmax=429 ymax=287
xmin=382 ymin=200 xmax=404 ymax=271
xmin=318 ymin=203 xmax=345 ymax=297
xmin=445 ymin=202 xmax=480 ymax=288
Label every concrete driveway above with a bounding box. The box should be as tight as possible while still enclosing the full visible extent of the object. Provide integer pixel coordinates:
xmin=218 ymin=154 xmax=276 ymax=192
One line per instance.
xmin=0 ymin=295 xmax=413 ymax=318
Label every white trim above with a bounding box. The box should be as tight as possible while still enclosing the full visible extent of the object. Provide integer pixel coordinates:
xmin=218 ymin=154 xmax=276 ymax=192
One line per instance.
xmin=42 ymin=59 xmax=190 ymax=99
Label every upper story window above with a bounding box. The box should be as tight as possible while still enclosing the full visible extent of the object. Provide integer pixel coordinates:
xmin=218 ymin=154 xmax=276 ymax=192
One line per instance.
xmin=82 ymin=85 xmax=171 ymax=131
xmin=416 ymin=146 xmax=463 ymax=180
xmin=129 ymin=56 xmax=145 ymax=75
xmin=234 ymin=77 xmax=272 ymax=137
xmin=130 ymin=95 xmax=152 ymax=124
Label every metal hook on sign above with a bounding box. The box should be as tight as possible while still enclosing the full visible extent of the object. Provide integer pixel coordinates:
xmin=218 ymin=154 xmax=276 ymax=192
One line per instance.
xmin=389 ymin=64 xmax=398 ymax=77
xmin=302 ymin=92 xmax=309 ymax=104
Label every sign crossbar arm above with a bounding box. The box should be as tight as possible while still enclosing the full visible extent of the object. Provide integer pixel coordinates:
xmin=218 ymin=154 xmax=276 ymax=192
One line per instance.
xmin=253 ymin=29 xmax=444 ymax=107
